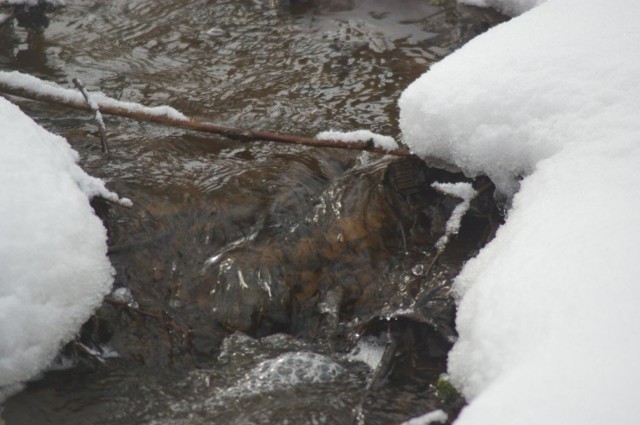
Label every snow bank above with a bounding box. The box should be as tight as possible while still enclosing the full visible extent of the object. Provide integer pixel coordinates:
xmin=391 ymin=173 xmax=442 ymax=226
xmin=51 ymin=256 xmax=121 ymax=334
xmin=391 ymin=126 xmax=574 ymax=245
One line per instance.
xmin=0 ymin=97 xmax=122 ymax=397
xmin=316 ymin=129 xmax=399 ymax=151
xmin=399 ymin=0 xmax=640 ymax=423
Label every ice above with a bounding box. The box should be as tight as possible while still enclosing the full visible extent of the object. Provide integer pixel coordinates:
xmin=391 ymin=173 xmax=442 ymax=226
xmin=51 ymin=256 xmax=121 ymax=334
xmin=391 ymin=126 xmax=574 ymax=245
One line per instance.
xmin=431 ymin=182 xmax=476 ymax=252
xmin=0 ymin=97 xmax=121 ymax=397
xmin=316 ymin=129 xmax=399 ymax=151
xmin=399 ymin=0 xmax=640 ymax=423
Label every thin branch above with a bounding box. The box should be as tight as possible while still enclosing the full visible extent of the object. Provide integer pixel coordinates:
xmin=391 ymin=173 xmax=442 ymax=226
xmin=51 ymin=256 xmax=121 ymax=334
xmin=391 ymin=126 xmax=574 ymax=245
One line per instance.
xmin=72 ymin=78 xmax=109 ymax=154
xmin=104 ymin=298 xmax=192 ymax=340
xmin=0 ymin=77 xmax=412 ymax=157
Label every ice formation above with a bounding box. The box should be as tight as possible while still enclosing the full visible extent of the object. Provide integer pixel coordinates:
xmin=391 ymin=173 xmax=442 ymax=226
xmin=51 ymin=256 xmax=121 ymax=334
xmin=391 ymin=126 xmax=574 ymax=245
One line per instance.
xmin=399 ymin=0 xmax=640 ymax=423
xmin=316 ymin=129 xmax=399 ymax=151
xmin=431 ymin=182 xmax=476 ymax=252
xmin=0 ymin=97 xmax=123 ymax=398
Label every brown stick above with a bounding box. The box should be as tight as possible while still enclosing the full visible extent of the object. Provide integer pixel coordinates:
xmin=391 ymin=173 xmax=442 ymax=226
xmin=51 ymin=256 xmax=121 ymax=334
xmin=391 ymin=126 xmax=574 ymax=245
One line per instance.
xmin=0 ymin=80 xmax=411 ymax=157
xmin=104 ymin=298 xmax=192 ymax=339
xmin=72 ymin=77 xmax=109 ymax=154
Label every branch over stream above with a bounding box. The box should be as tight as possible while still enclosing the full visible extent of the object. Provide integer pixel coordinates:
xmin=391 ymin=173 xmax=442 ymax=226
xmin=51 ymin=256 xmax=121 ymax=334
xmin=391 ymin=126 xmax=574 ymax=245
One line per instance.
xmin=0 ymin=71 xmax=411 ymax=157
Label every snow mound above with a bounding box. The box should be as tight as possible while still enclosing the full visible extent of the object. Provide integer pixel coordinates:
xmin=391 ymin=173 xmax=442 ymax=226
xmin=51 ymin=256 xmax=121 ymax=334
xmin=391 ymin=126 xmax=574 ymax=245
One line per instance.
xmin=0 ymin=97 xmax=120 ymax=396
xmin=399 ymin=0 xmax=640 ymax=423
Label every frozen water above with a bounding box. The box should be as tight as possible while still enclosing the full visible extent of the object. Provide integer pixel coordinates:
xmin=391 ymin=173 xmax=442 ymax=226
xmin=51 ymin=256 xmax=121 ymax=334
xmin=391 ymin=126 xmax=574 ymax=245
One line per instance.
xmin=431 ymin=182 xmax=476 ymax=252
xmin=399 ymin=0 xmax=640 ymax=423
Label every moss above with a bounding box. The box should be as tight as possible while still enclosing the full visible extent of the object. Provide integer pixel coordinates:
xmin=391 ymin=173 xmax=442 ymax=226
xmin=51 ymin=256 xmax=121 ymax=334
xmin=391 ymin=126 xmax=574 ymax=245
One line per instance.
xmin=436 ymin=375 xmax=463 ymax=405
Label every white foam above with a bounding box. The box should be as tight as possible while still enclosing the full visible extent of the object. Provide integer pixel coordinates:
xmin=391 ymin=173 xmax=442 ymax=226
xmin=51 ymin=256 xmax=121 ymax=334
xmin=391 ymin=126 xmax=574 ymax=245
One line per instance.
xmin=236 ymin=352 xmax=343 ymax=395
xmin=347 ymin=337 xmax=386 ymax=370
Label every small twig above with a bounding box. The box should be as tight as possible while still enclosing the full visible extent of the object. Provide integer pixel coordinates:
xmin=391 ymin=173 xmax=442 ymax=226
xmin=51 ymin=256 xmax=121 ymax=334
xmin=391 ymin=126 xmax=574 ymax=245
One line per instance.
xmin=72 ymin=77 xmax=109 ymax=154
xmin=74 ymin=341 xmax=107 ymax=364
xmin=352 ymin=324 xmax=399 ymax=424
xmin=104 ymin=298 xmax=192 ymax=339
xmin=423 ymin=250 xmax=443 ymax=279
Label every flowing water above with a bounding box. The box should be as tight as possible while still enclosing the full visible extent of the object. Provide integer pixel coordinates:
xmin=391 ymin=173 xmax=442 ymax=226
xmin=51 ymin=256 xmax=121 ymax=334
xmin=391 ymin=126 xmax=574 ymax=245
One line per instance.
xmin=0 ymin=1 xmax=504 ymax=424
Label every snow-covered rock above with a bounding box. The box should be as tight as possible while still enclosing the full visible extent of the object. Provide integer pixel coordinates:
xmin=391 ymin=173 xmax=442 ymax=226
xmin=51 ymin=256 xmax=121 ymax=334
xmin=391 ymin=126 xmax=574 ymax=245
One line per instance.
xmin=0 ymin=96 xmax=124 ymax=398
xmin=399 ymin=0 xmax=640 ymax=423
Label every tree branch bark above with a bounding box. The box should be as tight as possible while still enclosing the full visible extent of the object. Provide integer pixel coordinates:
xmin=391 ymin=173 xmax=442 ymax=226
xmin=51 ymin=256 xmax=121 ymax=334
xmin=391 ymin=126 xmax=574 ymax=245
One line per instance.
xmin=0 ymin=79 xmax=411 ymax=157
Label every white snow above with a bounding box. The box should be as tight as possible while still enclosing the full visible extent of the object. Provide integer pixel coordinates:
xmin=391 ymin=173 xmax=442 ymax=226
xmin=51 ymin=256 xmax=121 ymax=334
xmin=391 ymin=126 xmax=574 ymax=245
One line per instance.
xmin=316 ymin=129 xmax=399 ymax=151
xmin=0 ymin=97 xmax=123 ymax=398
xmin=399 ymin=0 xmax=640 ymax=423
xmin=0 ymin=71 xmax=187 ymax=121
xmin=400 ymin=409 xmax=448 ymax=425
xmin=431 ymin=182 xmax=476 ymax=252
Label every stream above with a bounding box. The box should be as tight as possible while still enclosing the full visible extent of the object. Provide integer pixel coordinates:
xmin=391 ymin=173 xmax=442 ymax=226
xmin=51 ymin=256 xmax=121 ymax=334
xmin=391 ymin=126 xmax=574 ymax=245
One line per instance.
xmin=0 ymin=1 xmax=504 ymax=424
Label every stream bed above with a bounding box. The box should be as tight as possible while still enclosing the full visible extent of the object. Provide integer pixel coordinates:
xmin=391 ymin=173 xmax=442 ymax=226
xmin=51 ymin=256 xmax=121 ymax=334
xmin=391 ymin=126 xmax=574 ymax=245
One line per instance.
xmin=0 ymin=1 xmax=504 ymax=423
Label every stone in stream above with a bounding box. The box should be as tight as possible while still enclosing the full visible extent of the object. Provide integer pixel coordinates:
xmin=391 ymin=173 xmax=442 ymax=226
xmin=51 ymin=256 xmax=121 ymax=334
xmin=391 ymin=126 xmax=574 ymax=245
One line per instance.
xmin=204 ymin=156 xmax=499 ymax=344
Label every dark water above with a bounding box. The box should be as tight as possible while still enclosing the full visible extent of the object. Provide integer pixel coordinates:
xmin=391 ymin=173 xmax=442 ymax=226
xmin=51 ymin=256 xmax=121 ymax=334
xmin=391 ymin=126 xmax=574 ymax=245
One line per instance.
xmin=0 ymin=1 xmax=504 ymax=424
